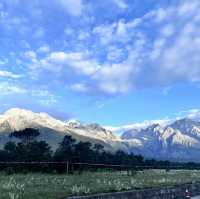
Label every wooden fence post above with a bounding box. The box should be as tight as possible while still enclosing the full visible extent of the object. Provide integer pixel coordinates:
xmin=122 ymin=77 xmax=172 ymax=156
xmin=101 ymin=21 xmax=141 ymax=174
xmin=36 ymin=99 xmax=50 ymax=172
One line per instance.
xmin=66 ymin=161 xmax=69 ymax=175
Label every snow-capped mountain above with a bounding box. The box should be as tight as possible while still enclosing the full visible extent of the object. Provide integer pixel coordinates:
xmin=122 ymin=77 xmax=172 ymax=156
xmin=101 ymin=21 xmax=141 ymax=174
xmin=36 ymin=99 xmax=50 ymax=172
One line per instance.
xmin=121 ymin=118 xmax=200 ymax=161
xmin=0 ymin=108 xmax=121 ymax=151
xmin=1 ymin=108 xmax=200 ymax=161
xmin=105 ymin=119 xmax=171 ymax=135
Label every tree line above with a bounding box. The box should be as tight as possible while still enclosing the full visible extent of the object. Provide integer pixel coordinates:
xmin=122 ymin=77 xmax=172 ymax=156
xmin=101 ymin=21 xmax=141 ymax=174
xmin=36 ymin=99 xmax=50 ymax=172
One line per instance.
xmin=0 ymin=128 xmax=198 ymax=174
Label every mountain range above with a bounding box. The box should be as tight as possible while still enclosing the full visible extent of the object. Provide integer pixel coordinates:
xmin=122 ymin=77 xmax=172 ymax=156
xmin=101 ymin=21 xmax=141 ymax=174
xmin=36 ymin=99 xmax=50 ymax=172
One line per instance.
xmin=1 ymin=108 xmax=200 ymax=162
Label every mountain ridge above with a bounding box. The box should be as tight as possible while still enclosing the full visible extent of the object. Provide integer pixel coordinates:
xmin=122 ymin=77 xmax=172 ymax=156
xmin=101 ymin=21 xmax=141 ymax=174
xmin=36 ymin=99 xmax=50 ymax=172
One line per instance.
xmin=1 ymin=108 xmax=200 ymax=162
xmin=0 ymin=108 xmax=124 ymax=152
xmin=121 ymin=118 xmax=200 ymax=161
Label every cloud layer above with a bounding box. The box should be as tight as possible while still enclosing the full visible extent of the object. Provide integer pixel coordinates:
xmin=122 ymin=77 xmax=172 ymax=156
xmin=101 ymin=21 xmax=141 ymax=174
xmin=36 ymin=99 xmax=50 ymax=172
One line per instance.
xmin=0 ymin=0 xmax=200 ymax=110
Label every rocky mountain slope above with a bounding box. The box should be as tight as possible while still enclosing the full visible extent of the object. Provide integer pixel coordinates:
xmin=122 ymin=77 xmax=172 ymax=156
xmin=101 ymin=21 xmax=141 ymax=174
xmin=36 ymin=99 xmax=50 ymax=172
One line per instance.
xmin=0 ymin=108 xmax=123 ymax=152
xmin=121 ymin=118 xmax=200 ymax=161
xmin=1 ymin=108 xmax=200 ymax=161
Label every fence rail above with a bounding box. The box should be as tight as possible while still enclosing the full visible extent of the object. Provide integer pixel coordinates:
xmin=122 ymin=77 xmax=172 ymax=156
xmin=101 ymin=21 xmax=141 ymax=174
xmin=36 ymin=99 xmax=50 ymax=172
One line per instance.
xmin=0 ymin=161 xmax=199 ymax=170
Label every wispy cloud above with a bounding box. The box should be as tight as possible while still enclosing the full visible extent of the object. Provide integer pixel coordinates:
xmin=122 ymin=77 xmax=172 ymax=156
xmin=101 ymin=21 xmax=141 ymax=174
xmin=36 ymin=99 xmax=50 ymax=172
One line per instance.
xmin=0 ymin=82 xmax=26 ymax=95
xmin=5 ymin=1 xmax=200 ymax=96
xmin=55 ymin=0 xmax=84 ymax=16
xmin=105 ymin=108 xmax=200 ymax=133
xmin=112 ymin=0 xmax=128 ymax=9
xmin=0 ymin=70 xmax=22 ymax=79
xmin=70 ymin=83 xmax=90 ymax=93
xmin=1 ymin=0 xmax=200 ymax=123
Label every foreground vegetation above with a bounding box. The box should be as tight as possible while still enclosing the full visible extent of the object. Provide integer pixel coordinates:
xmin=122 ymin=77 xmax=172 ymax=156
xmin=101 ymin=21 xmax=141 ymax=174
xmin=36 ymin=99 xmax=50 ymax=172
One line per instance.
xmin=1 ymin=170 xmax=200 ymax=199
xmin=1 ymin=128 xmax=200 ymax=199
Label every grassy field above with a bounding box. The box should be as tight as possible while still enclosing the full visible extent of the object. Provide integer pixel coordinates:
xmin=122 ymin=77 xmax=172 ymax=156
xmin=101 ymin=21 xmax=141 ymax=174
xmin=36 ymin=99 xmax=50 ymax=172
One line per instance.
xmin=1 ymin=170 xmax=200 ymax=199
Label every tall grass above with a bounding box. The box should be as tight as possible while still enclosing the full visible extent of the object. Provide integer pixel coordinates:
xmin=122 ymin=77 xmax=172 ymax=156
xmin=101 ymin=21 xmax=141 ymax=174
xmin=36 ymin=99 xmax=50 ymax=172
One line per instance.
xmin=0 ymin=170 xmax=200 ymax=199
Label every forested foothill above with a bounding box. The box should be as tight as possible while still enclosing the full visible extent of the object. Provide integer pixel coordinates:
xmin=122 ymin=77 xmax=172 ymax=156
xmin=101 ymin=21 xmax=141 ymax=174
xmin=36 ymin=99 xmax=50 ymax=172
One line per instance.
xmin=0 ymin=128 xmax=198 ymax=174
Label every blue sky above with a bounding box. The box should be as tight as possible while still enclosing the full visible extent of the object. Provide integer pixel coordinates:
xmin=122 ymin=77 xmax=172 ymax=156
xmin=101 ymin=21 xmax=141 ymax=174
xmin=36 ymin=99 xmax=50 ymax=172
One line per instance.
xmin=0 ymin=0 xmax=200 ymax=126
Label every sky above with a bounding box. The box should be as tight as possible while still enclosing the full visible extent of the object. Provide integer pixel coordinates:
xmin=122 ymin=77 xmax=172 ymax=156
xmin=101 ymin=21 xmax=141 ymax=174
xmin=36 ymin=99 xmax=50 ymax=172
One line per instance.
xmin=0 ymin=0 xmax=200 ymax=126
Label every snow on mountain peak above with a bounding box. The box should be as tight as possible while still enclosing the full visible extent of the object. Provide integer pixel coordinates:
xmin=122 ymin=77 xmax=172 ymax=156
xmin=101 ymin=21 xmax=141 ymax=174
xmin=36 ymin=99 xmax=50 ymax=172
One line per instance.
xmin=0 ymin=108 xmax=67 ymax=132
xmin=66 ymin=119 xmax=81 ymax=128
xmin=0 ymin=108 xmax=119 ymax=142
xmin=4 ymin=108 xmax=35 ymax=116
xmin=2 ymin=108 xmax=200 ymax=161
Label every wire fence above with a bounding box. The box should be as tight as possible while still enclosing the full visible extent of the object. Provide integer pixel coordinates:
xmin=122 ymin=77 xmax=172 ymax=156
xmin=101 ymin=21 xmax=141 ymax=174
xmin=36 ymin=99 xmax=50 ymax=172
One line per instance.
xmin=0 ymin=161 xmax=199 ymax=174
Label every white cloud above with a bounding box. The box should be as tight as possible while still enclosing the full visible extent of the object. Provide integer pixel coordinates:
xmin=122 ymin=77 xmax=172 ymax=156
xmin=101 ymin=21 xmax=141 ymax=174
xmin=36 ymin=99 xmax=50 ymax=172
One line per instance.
xmin=37 ymin=45 xmax=50 ymax=54
xmin=94 ymin=63 xmax=134 ymax=94
xmin=78 ymin=31 xmax=90 ymax=40
xmin=46 ymin=51 xmax=99 ymax=75
xmin=154 ymin=8 xmax=169 ymax=23
xmin=14 ymin=0 xmax=200 ymax=96
xmin=105 ymin=118 xmax=171 ymax=133
xmin=107 ymin=46 xmax=125 ymax=61
xmin=27 ymin=50 xmax=100 ymax=76
xmin=158 ymin=24 xmax=200 ymax=82
xmin=0 ymin=83 xmax=58 ymax=106
xmin=27 ymin=48 xmax=137 ymax=94
xmin=48 ymin=52 xmax=83 ymax=64
xmin=105 ymin=108 xmax=200 ymax=134
xmin=56 ymin=0 xmax=83 ymax=16
xmin=70 ymin=83 xmax=89 ymax=93
xmin=93 ymin=23 xmax=116 ymax=45
xmin=24 ymin=51 xmax=37 ymax=60
xmin=93 ymin=0 xmax=200 ymax=94
xmin=178 ymin=1 xmax=199 ymax=16
xmin=31 ymin=89 xmax=58 ymax=106
xmin=93 ymin=19 xmax=137 ymax=45
xmin=187 ymin=109 xmax=200 ymax=120
xmin=0 ymin=82 xmax=26 ymax=95
xmin=113 ymin=0 xmax=128 ymax=9
xmin=0 ymin=70 xmax=22 ymax=79
xmin=160 ymin=24 xmax=175 ymax=37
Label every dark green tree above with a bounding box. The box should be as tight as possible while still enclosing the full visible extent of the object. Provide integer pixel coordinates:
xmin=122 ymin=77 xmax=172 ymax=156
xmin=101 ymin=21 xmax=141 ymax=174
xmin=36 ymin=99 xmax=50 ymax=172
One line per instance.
xmin=3 ymin=142 xmax=17 ymax=161
xmin=14 ymin=141 xmax=52 ymax=162
xmin=10 ymin=128 xmax=40 ymax=144
xmin=93 ymin=144 xmax=104 ymax=163
xmin=74 ymin=141 xmax=94 ymax=163
xmin=54 ymin=135 xmax=76 ymax=161
xmin=4 ymin=141 xmax=17 ymax=153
